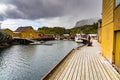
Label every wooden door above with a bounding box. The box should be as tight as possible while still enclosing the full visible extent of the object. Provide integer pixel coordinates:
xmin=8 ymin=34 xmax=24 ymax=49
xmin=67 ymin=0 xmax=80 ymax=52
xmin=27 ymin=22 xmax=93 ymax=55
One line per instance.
xmin=115 ymin=31 xmax=120 ymax=67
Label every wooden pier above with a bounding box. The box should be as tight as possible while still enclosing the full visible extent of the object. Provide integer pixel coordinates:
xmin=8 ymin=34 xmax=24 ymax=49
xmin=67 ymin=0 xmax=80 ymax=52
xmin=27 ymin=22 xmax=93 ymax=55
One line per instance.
xmin=42 ymin=40 xmax=120 ymax=80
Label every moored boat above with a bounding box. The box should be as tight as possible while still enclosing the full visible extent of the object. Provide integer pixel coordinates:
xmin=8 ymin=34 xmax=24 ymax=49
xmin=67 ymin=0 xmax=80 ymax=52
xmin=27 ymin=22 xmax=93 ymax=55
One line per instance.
xmin=75 ymin=34 xmax=83 ymax=43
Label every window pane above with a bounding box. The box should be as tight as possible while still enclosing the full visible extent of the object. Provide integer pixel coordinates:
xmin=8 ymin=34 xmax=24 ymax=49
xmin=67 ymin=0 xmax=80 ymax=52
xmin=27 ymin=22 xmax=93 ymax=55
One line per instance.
xmin=116 ymin=0 xmax=120 ymax=6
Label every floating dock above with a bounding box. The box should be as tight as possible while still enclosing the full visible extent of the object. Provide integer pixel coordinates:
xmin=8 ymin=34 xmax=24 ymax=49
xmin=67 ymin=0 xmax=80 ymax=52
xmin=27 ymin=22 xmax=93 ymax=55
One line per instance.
xmin=41 ymin=40 xmax=120 ymax=80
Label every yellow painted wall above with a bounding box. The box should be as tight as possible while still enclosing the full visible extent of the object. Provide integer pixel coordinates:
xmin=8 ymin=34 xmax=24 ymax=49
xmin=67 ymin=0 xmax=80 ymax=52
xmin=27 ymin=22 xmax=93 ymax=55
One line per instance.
xmin=114 ymin=6 xmax=120 ymax=31
xmin=20 ymin=28 xmax=38 ymax=39
xmin=13 ymin=27 xmax=38 ymax=39
xmin=102 ymin=0 xmax=114 ymax=62
xmin=102 ymin=0 xmax=120 ymax=66
xmin=102 ymin=0 xmax=114 ymax=26
xmin=98 ymin=28 xmax=102 ymax=43
xmin=114 ymin=31 xmax=120 ymax=67
xmin=4 ymin=28 xmax=13 ymax=37
xmin=13 ymin=32 xmax=22 ymax=38
xmin=27 ymin=28 xmax=38 ymax=38
xmin=101 ymin=23 xmax=114 ymax=62
xmin=113 ymin=3 xmax=120 ymax=66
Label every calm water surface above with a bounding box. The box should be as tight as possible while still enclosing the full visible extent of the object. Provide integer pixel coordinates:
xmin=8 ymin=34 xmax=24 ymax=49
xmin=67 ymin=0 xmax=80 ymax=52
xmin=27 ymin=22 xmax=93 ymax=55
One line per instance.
xmin=0 ymin=40 xmax=82 ymax=80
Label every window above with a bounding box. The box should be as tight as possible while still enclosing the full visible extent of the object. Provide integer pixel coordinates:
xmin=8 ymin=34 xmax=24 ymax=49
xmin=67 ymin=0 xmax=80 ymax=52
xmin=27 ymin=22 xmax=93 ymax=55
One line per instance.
xmin=116 ymin=0 xmax=120 ymax=6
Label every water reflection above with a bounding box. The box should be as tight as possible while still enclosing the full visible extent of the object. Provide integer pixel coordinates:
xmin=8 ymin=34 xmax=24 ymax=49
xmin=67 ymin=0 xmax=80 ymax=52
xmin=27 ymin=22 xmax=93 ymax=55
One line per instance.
xmin=0 ymin=40 xmax=81 ymax=80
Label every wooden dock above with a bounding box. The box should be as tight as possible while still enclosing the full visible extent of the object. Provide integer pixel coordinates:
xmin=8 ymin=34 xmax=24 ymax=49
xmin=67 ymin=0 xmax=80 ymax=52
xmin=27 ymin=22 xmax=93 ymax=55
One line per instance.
xmin=42 ymin=40 xmax=120 ymax=80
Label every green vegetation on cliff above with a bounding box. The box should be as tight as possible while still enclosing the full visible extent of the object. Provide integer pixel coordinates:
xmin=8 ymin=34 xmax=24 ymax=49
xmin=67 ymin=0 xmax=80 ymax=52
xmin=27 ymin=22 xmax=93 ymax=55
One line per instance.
xmin=70 ymin=23 xmax=98 ymax=34
xmin=38 ymin=27 xmax=66 ymax=35
xmin=37 ymin=23 xmax=98 ymax=35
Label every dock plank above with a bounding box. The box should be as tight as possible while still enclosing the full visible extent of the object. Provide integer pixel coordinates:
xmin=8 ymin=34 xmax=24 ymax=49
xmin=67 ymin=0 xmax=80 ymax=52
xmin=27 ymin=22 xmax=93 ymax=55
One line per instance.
xmin=49 ymin=50 xmax=76 ymax=80
xmin=76 ymin=51 xmax=84 ymax=80
xmin=48 ymin=55 xmax=71 ymax=80
xmin=42 ymin=40 xmax=120 ymax=80
xmin=88 ymin=55 xmax=94 ymax=80
xmin=94 ymin=55 xmax=107 ymax=80
xmin=57 ymin=50 xmax=78 ymax=80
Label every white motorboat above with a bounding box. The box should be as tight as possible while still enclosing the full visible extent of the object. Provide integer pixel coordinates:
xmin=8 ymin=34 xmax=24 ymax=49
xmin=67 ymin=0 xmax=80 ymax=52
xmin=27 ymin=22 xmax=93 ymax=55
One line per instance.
xmin=75 ymin=34 xmax=83 ymax=43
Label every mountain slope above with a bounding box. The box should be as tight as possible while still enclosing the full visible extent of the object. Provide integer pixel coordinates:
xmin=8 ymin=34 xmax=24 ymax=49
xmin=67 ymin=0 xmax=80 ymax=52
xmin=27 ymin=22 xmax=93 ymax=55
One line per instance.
xmin=75 ymin=18 xmax=99 ymax=27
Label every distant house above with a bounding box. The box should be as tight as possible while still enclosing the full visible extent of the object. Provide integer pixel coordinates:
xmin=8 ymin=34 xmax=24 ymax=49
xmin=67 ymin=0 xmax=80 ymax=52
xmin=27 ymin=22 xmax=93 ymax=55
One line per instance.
xmin=38 ymin=34 xmax=55 ymax=41
xmin=0 ymin=30 xmax=12 ymax=43
xmin=70 ymin=34 xmax=76 ymax=39
xmin=13 ymin=26 xmax=38 ymax=39
xmin=1 ymin=28 xmax=13 ymax=37
xmin=63 ymin=34 xmax=70 ymax=39
xmin=38 ymin=34 xmax=54 ymax=39
xmin=89 ymin=34 xmax=98 ymax=40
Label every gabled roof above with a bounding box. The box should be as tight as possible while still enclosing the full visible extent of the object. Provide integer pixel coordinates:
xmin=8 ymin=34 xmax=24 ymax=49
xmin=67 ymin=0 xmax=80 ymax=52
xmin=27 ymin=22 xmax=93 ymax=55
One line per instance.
xmin=1 ymin=28 xmax=12 ymax=31
xmin=15 ymin=26 xmax=33 ymax=32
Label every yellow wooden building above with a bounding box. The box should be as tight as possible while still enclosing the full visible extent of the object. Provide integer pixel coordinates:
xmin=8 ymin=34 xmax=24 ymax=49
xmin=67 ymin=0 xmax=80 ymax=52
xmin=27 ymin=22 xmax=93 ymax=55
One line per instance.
xmin=2 ymin=28 xmax=13 ymax=37
xmin=102 ymin=0 xmax=120 ymax=68
xmin=114 ymin=0 xmax=120 ymax=68
xmin=98 ymin=19 xmax=102 ymax=43
xmin=13 ymin=26 xmax=38 ymax=39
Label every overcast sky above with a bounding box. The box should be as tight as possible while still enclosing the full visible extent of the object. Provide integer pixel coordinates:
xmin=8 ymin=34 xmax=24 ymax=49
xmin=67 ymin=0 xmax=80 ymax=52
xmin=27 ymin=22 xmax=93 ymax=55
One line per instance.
xmin=0 ymin=0 xmax=102 ymax=30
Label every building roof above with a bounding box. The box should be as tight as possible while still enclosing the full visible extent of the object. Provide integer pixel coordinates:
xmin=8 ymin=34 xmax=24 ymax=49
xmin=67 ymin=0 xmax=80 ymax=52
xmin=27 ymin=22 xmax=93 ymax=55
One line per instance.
xmin=1 ymin=28 xmax=12 ymax=31
xmin=63 ymin=34 xmax=69 ymax=36
xmin=15 ymin=26 xmax=33 ymax=32
xmin=89 ymin=34 xmax=97 ymax=37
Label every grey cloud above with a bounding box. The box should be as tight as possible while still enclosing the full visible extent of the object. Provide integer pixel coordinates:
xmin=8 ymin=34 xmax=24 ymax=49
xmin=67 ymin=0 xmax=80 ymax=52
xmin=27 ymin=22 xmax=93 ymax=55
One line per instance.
xmin=8 ymin=0 xmax=65 ymax=19
xmin=5 ymin=9 xmax=25 ymax=19
xmin=0 ymin=0 xmax=10 ymax=3
xmin=0 ymin=15 xmax=5 ymax=21
xmin=0 ymin=0 xmax=102 ymax=20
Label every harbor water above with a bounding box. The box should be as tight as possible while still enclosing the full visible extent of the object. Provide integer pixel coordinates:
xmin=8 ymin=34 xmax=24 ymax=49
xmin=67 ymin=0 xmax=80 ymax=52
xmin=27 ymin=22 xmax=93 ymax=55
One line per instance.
xmin=0 ymin=40 xmax=82 ymax=80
